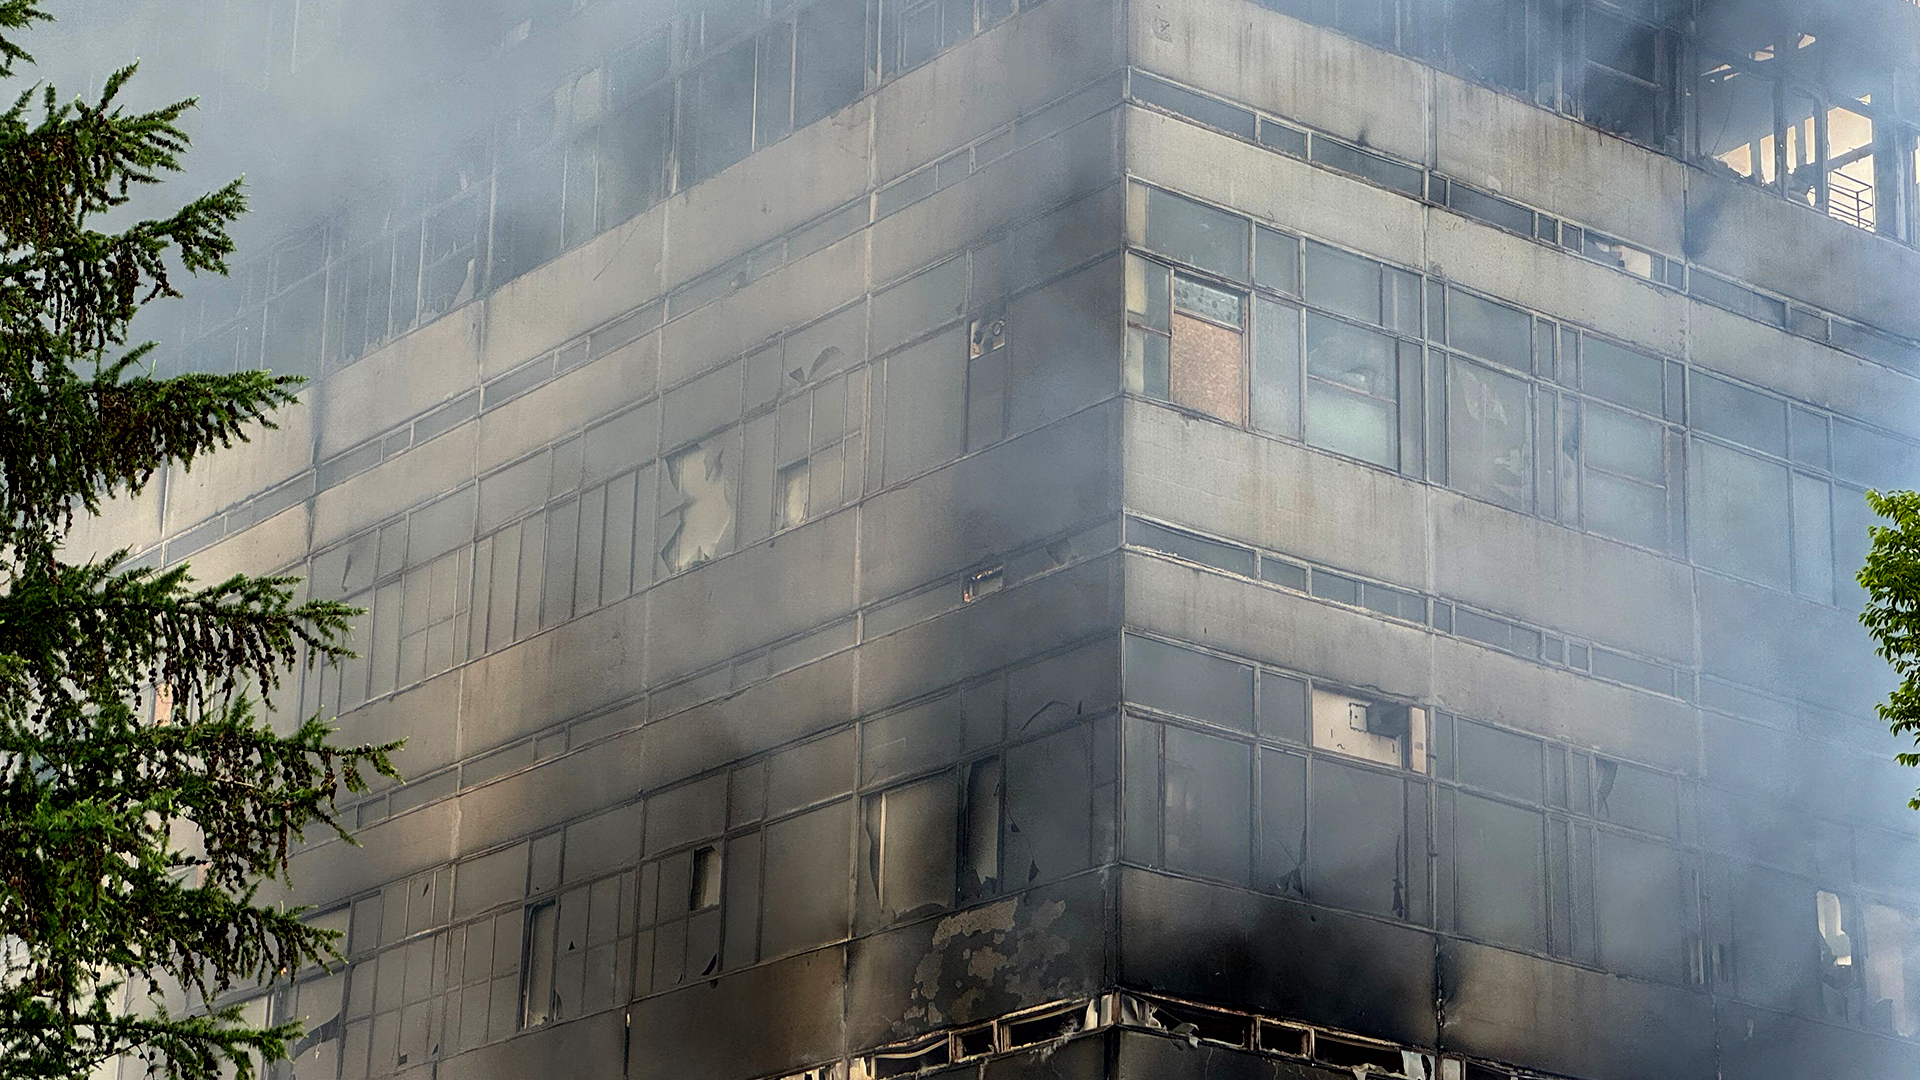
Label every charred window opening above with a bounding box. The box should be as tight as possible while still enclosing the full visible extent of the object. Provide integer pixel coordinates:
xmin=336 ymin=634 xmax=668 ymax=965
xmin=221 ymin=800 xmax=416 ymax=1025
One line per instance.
xmin=860 ymin=757 xmax=1004 ymax=926
xmin=519 ymin=901 xmax=556 ymax=1028
xmin=1813 ymin=888 xmax=1920 ymax=1036
xmin=1314 ymin=1032 xmax=1424 ymax=1077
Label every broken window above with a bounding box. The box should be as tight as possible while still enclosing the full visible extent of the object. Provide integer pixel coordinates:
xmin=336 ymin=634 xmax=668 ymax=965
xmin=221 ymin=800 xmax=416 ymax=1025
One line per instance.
xmin=863 ymin=774 xmax=959 ymax=923
xmin=1310 ymin=756 xmax=1417 ymax=919
xmin=1309 ymin=685 xmax=1428 ymax=773
xmin=1696 ymin=47 xmax=1781 ymax=187
xmin=520 ymin=902 xmax=556 ymax=1028
xmin=1576 ymin=2 xmax=1675 ymax=149
xmin=661 ymin=439 xmax=736 ymax=573
xmin=1863 ymin=902 xmax=1920 ymax=1037
xmin=1445 ymin=355 xmax=1534 ymax=512
xmin=492 ymin=147 xmax=565 ymax=287
xmin=597 ymin=85 xmax=673 ymax=225
xmin=965 ymin=313 xmax=1009 ymax=450
xmin=1003 ymin=725 xmax=1093 ymax=888
xmin=961 ymin=757 xmax=1003 ymax=900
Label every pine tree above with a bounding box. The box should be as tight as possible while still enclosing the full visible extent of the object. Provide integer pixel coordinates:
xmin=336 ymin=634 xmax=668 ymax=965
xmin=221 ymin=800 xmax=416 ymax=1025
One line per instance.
xmin=0 ymin=4 xmax=398 ymax=1079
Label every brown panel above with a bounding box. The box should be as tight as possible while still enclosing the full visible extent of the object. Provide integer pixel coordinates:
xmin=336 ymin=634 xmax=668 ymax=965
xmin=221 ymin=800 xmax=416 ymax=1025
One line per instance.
xmin=1171 ymin=314 xmax=1246 ymax=424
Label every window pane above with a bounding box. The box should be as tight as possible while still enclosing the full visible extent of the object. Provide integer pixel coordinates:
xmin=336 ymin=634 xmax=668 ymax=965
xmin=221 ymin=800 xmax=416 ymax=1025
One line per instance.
xmin=760 ymin=801 xmax=852 ymax=957
xmin=1586 ymin=5 xmax=1656 ymax=82
xmin=1448 ymin=289 xmax=1531 ymax=371
xmin=1126 ymin=254 xmax=1170 ymax=331
xmin=681 ymin=42 xmax=757 ymax=185
xmin=795 ymin=0 xmax=866 ymax=126
xmin=1832 ymin=419 xmax=1919 ymax=491
xmin=599 ymin=90 xmax=672 ymax=224
xmin=1305 ymin=241 xmax=1382 ymax=325
xmin=1456 ymin=720 xmax=1544 ymax=804
xmin=1691 ymin=439 xmax=1791 ymax=589
xmin=1309 ymin=759 xmax=1407 ymax=919
xmin=1259 ymin=748 xmax=1307 ymax=895
xmin=1585 ymin=402 xmax=1664 ymax=483
xmin=1792 ymin=473 xmax=1834 ymax=603
xmin=1306 ymin=312 xmax=1395 ymax=396
xmin=1594 ymin=830 xmax=1688 ymax=984
xmin=1144 ymin=187 xmax=1249 ymax=281
xmin=1581 ymin=336 xmax=1663 ymax=415
xmin=1173 ymin=274 xmax=1244 ymax=325
xmin=1691 ymin=371 xmax=1786 ymax=456
xmin=1447 ymin=359 xmax=1533 ymax=511
xmin=1124 ymin=634 xmax=1255 ymax=731
xmin=1251 ymin=296 xmax=1302 ymax=438
xmin=1307 ymin=382 xmax=1398 ymax=468
xmin=1163 ymin=727 xmax=1252 ymax=885
xmin=1454 ymin=792 xmax=1547 ymax=952
xmin=1584 ymin=469 xmax=1667 ymax=550
xmin=1255 ymin=226 xmax=1300 ymax=295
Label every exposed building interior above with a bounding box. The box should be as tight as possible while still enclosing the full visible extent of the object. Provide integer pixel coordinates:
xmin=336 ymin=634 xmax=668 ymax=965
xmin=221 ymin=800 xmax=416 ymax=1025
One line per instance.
xmin=48 ymin=0 xmax=1920 ymax=1079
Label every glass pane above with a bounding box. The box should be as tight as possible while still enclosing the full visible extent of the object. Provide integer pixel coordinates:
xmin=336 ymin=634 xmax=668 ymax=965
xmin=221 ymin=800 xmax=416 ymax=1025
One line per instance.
xmin=1585 ymin=402 xmax=1664 ymax=483
xmin=1585 ymin=470 xmax=1668 ymax=550
xmin=1581 ymin=336 xmax=1663 ymax=415
xmin=1126 ymin=254 xmax=1170 ymax=331
xmin=1124 ymin=634 xmax=1255 ymax=731
xmin=1255 ymin=226 xmax=1300 ymax=295
xmin=1251 ymin=297 xmax=1302 ymax=438
xmin=1454 ymin=792 xmax=1547 ymax=951
xmin=1144 ymin=187 xmax=1249 ymax=281
xmin=1690 ymin=439 xmax=1791 ymax=589
xmin=1173 ymin=274 xmax=1244 ymax=325
xmin=1308 ymin=759 xmax=1407 ymax=919
xmin=1305 ymin=240 xmax=1383 ymax=325
xmin=1307 ymin=381 xmax=1398 ymax=469
xmin=1306 ymin=312 xmax=1395 ymax=397
xmin=1791 ymin=472 xmax=1835 ymax=603
xmin=1163 ymin=727 xmax=1252 ymax=885
xmin=1691 ymin=371 xmax=1787 ymax=456
xmin=1448 ymin=289 xmax=1532 ymax=371
xmin=1447 ymin=359 xmax=1533 ymax=511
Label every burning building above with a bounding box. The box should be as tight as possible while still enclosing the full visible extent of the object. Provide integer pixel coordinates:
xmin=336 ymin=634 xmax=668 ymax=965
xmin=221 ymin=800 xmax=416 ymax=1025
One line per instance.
xmin=59 ymin=0 xmax=1920 ymax=1077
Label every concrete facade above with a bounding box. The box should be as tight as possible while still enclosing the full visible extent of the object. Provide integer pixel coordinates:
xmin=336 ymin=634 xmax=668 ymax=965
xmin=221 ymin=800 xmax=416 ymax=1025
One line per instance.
xmin=71 ymin=0 xmax=1920 ymax=1078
